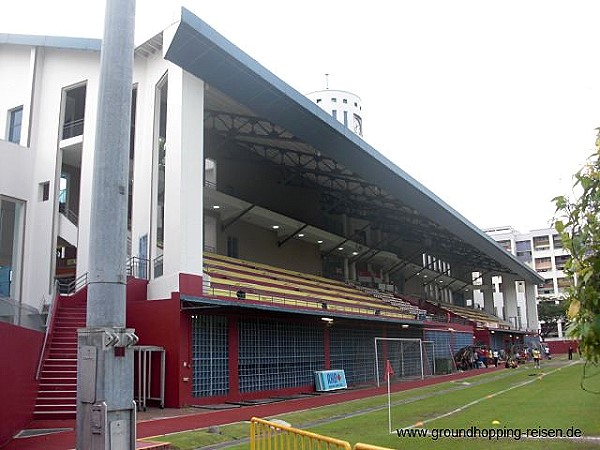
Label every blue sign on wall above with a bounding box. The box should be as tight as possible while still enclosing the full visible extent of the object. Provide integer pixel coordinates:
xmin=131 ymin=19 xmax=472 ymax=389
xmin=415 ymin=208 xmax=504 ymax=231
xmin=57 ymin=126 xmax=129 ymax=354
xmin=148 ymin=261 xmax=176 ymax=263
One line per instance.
xmin=314 ymin=369 xmax=347 ymax=391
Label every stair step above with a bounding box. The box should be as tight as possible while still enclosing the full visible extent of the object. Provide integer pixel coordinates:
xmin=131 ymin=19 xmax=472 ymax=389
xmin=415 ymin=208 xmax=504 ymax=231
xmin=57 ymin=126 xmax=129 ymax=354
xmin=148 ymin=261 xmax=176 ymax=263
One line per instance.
xmin=51 ymin=336 xmax=78 ymax=341
xmin=34 ymin=404 xmax=76 ymax=412
xmin=36 ymin=397 xmax=76 ymax=405
xmin=39 ymin=379 xmax=77 ymax=386
xmin=48 ymin=353 xmax=78 ymax=359
xmin=33 ymin=411 xmax=76 ymax=420
xmin=34 ymin=298 xmax=87 ymax=421
xmin=37 ymin=391 xmax=77 ymax=402
xmin=41 ymin=371 xmax=77 ymax=378
xmin=44 ymin=358 xmax=77 ymax=364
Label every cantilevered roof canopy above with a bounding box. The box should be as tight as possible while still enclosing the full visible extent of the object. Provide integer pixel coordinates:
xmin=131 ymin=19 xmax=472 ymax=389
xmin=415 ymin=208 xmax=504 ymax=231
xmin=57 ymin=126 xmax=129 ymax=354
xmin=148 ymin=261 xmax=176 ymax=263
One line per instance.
xmin=164 ymin=7 xmax=543 ymax=285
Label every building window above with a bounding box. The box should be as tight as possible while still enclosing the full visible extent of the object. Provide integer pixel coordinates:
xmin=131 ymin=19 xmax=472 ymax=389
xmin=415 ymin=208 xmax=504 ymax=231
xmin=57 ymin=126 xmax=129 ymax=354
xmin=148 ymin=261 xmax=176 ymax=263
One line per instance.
xmin=353 ymin=114 xmax=362 ymax=136
xmin=497 ymin=240 xmax=512 ymax=252
xmin=538 ymin=279 xmax=554 ymax=296
xmin=154 ymin=74 xmax=168 ymax=269
xmin=533 ymin=235 xmax=550 ymax=251
xmin=7 ymin=106 xmax=23 ymax=144
xmin=40 ymin=182 xmax=50 ymax=202
xmin=343 ymin=98 xmax=348 ymax=104
xmin=553 ymin=234 xmax=563 ymax=249
xmin=332 ymin=109 xmax=337 ymax=119
xmin=555 ymin=255 xmax=569 ymax=271
xmin=331 ymin=97 xmax=337 ymax=103
xmin=0 ymin=197 xmax=25 ymax=302
xmin=62 ymin=84 xmax=87 ymax=140
xmin=343 ymin=110 xmax=348 ymax=127
xmin=316 ymin=98 xmax=321 ymax=103
xmin=58 ymin=175 xmax=68 ymax=205
xmin=534 ymin=257 xmax=552 ymax=272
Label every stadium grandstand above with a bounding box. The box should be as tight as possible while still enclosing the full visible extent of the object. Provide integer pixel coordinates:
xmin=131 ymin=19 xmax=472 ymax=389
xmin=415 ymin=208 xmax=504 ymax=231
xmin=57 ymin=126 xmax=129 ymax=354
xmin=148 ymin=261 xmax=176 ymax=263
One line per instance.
xmin=0 ymin=6 xmax=543 ymax=429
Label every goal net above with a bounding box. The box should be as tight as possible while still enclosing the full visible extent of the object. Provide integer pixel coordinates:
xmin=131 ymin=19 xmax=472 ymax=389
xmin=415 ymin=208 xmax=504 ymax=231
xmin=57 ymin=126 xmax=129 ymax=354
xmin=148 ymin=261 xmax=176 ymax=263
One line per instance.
xmin=374 ymin=338 xmax=435 ymax=387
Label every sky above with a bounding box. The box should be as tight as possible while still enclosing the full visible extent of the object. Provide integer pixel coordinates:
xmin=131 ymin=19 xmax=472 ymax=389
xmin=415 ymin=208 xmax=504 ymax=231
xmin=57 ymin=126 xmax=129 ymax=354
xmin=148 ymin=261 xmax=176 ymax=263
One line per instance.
xmin=2 ymin=0 xmax=599 ymax=233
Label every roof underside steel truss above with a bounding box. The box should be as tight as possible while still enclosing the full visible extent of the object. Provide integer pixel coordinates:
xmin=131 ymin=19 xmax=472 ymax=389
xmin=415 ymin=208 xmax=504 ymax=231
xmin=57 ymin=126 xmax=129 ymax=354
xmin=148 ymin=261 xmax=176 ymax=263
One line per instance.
xmin=204 ymin=109 xmax=514 ymax=282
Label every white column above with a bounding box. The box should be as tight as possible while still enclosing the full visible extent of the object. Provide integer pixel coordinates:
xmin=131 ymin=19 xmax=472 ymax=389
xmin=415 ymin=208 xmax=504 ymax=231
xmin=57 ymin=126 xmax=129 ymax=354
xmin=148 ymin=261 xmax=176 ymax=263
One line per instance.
xmin=482 ymin=274 xmax=495 ymax=315
xmin=557 ymin=320 xmax=564 ymax=339
xmin=524 ymin=282 xmax=539 ymax=331
xmin=149 ymin=67 xmax=204 ymax=299
xmin=502 ymin=275 xmax=519 ymax=329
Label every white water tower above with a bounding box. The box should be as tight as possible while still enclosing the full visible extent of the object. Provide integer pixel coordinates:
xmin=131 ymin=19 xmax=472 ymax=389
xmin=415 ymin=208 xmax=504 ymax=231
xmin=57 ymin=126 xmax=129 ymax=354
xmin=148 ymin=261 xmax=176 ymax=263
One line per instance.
xmin=307 ymin=80 xmax=363 ymax=137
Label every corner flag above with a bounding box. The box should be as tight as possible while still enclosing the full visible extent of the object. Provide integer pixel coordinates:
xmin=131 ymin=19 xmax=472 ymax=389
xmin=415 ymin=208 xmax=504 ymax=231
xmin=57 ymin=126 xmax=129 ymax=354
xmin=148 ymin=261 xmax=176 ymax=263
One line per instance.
xmin=385 ymin=359 xmax=395 ymax=381
xmin=386 ymin=360 xmax=394 ymax=434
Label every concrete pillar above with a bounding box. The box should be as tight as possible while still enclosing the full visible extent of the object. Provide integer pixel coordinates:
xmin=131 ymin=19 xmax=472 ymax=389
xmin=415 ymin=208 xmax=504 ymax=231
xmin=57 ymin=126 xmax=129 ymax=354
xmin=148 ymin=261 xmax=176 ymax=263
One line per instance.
xmin=502 ymin=275 xmax=519 ymax=329
xmin=343 ymin=257 xmax=349 ymax=281
xmin=557 ymin=320 xmax=564 ymax=338
xmin=77 ymin=0 xmax=137 ymax=447
xmin=482 ymin=274 xmax=495 ymax=315
xmin=349 ymin=260 xmax=357 ymax=281
xmin=463 ymin=286 xmax=474 ymax=306
xmin=524 ymin=282 xmax=538 ymax=331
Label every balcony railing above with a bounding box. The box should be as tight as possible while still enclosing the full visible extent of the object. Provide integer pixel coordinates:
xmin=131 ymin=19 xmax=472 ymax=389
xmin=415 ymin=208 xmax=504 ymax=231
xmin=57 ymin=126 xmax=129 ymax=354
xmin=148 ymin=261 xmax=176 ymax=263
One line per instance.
xmin=59 ymin=203 xmax=79 ymax=226
xmin=153 ymin=254 xmax=164 ymax=278
xmin=126 ymin=256 xmax=149 ymax=280
xmin=62 ymin=118 xmax=84 ymax=140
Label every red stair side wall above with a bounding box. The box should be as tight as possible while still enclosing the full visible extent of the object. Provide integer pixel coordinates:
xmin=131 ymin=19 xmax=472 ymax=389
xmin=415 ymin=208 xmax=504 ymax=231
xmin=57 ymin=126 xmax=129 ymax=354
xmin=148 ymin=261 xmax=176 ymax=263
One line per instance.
xmin=126 ymin=280 xmax=190 ymax=408
xmin=0 ymin=322 xmax=43 ymax=447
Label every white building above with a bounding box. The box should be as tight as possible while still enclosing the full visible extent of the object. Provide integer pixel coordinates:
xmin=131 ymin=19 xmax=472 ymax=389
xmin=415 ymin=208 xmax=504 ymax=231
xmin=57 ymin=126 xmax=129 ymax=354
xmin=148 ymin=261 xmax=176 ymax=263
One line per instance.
xmin=306 ymin=89 xmax=363 ymax=137
xmin=472 ymin=225 xmax=568 ymax=332
xmin=0 ymin=30 xmax=206 ymax=324
xmin=485 ymin=226 xmax=570 ymax=300
xmin=0 ymin=8 xmax=541 ymax=338
xmin=1 ymin=10 xmax=548 ymax=422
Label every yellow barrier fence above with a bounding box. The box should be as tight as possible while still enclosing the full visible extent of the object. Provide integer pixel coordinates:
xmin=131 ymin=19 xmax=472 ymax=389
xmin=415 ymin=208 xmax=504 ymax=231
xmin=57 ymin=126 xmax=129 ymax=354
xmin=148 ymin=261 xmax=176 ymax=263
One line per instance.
xmin=250 ymin=417 xmax=393 ymax=450
xmin=354 ymin=444 xmax=395 ymax=450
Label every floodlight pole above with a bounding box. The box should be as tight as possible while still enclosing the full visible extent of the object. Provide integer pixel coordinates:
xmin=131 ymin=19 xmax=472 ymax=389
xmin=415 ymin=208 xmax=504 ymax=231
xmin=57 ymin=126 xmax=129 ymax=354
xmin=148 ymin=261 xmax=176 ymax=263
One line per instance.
xmin=76 ymin=0 xmax=137 ymax=448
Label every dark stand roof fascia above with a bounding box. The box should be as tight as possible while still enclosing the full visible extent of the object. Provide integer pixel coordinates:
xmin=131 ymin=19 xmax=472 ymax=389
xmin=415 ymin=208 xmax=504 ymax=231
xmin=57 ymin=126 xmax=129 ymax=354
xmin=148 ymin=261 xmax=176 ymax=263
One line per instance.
xmin=164 ymin=8 xmax=543 ymax=284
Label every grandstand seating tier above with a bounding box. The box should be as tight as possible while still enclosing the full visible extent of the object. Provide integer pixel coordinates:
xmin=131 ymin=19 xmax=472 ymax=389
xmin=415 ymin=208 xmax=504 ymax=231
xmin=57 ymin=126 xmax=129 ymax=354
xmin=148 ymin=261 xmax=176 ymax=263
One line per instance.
xmin=203 ymin=253 xmax=423 ymax=321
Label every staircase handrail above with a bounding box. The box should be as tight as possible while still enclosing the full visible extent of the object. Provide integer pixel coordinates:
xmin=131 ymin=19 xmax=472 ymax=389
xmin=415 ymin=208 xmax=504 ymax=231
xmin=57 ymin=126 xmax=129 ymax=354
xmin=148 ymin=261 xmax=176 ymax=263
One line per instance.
xmin=57 ymin=272 xmax=89 ymax=295
xmin=36 ymin=280 xmax=60 ymax=380
xmin=58 ymin=203 xmax=79 ymax=226
xmin=126 ymin=256 xmax=150 ymax=280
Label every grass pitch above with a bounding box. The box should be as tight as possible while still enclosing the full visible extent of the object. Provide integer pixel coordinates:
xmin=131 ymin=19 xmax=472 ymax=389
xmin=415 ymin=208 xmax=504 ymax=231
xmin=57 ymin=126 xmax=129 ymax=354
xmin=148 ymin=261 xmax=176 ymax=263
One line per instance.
xmin=151 ymin=357 xmax=599 ymax=449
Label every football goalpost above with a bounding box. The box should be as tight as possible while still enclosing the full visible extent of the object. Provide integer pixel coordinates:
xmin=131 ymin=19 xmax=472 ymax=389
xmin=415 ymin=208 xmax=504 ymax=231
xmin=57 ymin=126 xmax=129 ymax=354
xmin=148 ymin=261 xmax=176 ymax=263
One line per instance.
xmin=374 ymin=337 xmax=436 ymax=434
xmin=374 ymin=337 xmax=435 ymax=387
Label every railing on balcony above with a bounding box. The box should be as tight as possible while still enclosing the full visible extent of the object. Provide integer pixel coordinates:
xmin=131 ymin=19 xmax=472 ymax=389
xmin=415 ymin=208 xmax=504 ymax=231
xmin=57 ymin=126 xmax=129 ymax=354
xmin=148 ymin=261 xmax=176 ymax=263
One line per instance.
xmin=153 ymin=254 xmax=164 ymax=278
xmin=56 ymin=256 xmax=151 ymax=295
xmin=62 ymin=118 xmax=84 ymax=140
xmin=126 ymin=256 xmax=149 ymax=280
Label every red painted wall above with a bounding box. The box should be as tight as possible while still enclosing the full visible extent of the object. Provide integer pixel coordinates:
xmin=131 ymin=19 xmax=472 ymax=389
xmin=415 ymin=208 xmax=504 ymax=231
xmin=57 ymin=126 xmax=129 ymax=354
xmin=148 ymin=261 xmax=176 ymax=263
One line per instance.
xmin=0 ymin=322 xmax=43 ymax=447
xmin=126 ymin=282 xmax=190 ymax=408
xmin=545 ymin=339 xmax=579 ymax=355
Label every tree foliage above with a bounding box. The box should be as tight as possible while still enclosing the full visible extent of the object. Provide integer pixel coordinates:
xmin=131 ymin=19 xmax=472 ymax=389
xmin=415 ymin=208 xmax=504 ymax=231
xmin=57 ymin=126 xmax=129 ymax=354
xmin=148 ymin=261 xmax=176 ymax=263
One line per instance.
xmin=537 ymin=301 xmax=566 ymax=341
xmin=554 ymin=135 xmax=600 ymax=363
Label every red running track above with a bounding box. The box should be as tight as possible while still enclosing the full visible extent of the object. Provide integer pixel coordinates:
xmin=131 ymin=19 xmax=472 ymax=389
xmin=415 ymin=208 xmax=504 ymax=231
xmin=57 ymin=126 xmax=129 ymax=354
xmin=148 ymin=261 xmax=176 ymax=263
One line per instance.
xmin=3 ymin=367 xmax=501 ymax=449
